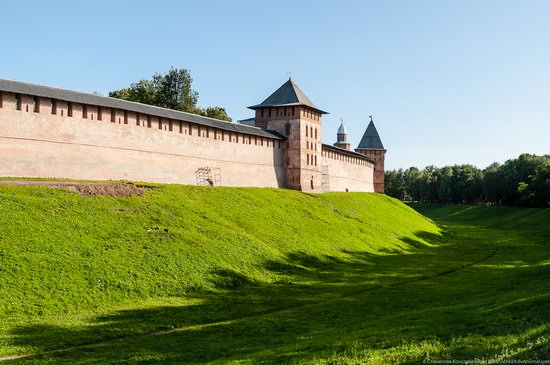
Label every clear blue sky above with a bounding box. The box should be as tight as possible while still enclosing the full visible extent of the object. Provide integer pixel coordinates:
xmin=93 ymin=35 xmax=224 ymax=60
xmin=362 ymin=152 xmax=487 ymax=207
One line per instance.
xmin=2 ymin=0 xmax=549 ymax=170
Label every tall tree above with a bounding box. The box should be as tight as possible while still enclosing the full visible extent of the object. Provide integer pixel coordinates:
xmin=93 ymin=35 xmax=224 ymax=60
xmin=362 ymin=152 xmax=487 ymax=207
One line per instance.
xmin=109 ymin=67 xmax=232 ymax=122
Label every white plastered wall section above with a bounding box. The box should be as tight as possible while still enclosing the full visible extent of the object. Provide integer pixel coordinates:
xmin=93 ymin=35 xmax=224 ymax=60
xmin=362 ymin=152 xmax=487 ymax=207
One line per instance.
xmin=0 ymin=93 xmax=285 ymax=187
xmin=322 ymin=151 xmax=375 ymax=192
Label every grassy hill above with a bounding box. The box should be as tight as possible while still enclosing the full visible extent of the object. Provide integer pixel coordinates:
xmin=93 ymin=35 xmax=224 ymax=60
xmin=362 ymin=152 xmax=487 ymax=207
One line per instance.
xmin=0 ymin=184 xmax=548 ymax=363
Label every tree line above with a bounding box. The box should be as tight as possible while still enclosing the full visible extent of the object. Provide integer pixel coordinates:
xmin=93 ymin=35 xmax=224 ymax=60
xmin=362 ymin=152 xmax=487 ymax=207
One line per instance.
xmin=109 ymin=67 xmax=232 ymax=122
xmin=385 ymin=153 xmax=550 ymax=208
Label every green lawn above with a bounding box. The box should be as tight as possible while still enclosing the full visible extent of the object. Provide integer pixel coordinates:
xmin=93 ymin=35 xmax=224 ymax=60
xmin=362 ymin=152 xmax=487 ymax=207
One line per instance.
xmin=0 ymin=185 xmax=548 ymax=363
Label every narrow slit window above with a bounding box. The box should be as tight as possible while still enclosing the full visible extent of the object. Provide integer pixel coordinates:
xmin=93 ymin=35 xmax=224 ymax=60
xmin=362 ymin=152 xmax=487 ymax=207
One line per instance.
xmin=68 ymin=102 xmax=73 ymax=117
xmin=33 ymin=96 xmax=40 ymax=113
xmin=50 ymin=99 xmax=56 ymax=114
xmin=83 ymin=105 xmax=88 ymax=119
xmin=124 ymin=111 xmax=128 ymax=125
xmin=97 ymin=107 xmax=102 ymax=121
xmin=111 ymin=109 xmax=116 ymax=123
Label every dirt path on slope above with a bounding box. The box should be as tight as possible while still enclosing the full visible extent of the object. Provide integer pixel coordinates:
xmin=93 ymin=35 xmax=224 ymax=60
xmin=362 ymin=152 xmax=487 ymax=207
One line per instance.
xmin=0 ymin=180 xmax=146 ymax=197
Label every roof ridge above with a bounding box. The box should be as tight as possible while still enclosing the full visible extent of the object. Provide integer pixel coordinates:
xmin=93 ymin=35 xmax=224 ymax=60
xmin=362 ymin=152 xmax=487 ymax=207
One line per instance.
xmin=0 ymin=78 xmax=282 ymax=140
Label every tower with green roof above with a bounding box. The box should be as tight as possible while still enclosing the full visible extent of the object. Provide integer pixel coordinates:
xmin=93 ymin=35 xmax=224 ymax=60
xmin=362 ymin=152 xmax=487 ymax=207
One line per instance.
xmin=249 ymin=78 xmax=328 ymax=192
xmin=355 ymin=116 xmax=386 ymax=193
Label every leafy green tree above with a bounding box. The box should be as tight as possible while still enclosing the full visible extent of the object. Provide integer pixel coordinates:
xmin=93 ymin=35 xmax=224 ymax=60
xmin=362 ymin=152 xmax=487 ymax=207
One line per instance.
xmin=109 ymin=67 xmax=232 ymax=122
xmin=386 ymin=154 xmax=549 ymax=207
xmin=201 ymin=106 xmax=232 ymax=122
xmin=435 ymin=166 xmax=453 ymax=203
xmin=482 ymin=162 xmax=502 ymax=204
xmin=384 ymin=169 xmax=406 ymax=199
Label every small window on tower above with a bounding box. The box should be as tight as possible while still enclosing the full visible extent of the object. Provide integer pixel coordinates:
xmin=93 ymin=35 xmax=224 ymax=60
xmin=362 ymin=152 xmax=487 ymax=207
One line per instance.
xmin=50 ymin=99 xmax=56 ymax=114
xmin=68 ymin=102 xmax=73 ymax=117
xmin=82 ymin=105 xmax=88 ymax=119
xmin=285 ymin=123 xmax=291 ymax=135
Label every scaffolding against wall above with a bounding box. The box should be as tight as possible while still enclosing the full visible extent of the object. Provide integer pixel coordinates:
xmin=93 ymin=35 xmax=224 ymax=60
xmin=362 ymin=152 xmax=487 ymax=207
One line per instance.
xmin=195 ymin=166 xmax=222 ymax=187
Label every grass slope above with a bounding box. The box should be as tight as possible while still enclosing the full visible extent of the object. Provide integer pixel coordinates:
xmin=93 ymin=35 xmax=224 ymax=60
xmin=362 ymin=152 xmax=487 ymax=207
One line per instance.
xmin=0 ymin=184 xmax=438 ymax=361
xmin=0 ymin=185 xmax=548 ymax=363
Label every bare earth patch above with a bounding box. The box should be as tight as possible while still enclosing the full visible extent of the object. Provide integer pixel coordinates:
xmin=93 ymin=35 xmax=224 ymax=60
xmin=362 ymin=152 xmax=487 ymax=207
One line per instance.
xmin=0 ymin=180 xmax=146 ymax=197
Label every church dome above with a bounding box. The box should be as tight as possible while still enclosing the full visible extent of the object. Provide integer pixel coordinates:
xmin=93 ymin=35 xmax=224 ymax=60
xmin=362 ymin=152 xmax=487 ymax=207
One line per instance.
xmin=337 ymin=121 xmax=347 ymax=134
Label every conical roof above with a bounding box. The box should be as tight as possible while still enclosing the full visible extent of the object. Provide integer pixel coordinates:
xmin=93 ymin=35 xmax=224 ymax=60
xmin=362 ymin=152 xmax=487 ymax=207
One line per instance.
xmin=337 ymin=121 xmax=347 ymax=134
xmin=358 ymin=120 xmax=384 ymax=149
xmin=248 ymin=79 xmax=327 ymax=114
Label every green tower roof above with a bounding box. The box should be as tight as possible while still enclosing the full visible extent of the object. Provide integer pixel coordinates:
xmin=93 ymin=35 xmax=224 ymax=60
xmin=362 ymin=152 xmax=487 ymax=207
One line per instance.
xmin=358 ymin=120 xmax=384 ymax=149
xmin=248 ymin=79 xmax=327 ymax=114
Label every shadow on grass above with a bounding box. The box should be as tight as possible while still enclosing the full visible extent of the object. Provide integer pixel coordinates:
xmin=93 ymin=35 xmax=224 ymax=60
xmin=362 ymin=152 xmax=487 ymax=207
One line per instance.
xmin=6 ymin=217 xmax=550 ymax=363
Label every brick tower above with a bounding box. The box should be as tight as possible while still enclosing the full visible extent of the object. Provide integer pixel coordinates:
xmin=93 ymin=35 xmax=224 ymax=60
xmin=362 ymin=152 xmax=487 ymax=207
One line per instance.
xmin=249 ymin=78 xmax=328 ymax=192
xmin=355 ymin=116 xmax=386 ymax=193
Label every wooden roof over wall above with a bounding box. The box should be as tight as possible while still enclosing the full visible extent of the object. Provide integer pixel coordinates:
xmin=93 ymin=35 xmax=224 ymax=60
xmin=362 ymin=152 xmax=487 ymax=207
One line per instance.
xmin=0 ymin=79 xmax=283 ymax=140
